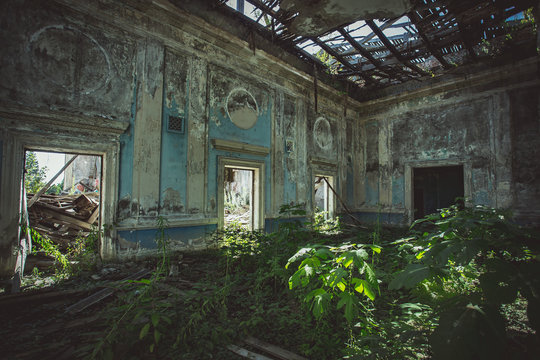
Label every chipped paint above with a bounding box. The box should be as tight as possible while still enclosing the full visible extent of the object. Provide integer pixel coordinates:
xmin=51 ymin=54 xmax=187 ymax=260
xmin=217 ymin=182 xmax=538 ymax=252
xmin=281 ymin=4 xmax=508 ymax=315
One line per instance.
xmin=2 ymin=0 xmax=540 ymax=275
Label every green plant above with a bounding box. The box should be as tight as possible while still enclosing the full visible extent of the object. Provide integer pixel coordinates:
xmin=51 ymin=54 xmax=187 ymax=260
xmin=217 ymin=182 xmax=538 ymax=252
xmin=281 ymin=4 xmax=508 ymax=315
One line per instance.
xmin=68 ymin=225 xmax=102 ymax=273
xmin=286 ymin=242 xmax=382 ymax=323
xmin=91 ymin=217 xmax=172 ymax=358
xmin=46 ymin=180 xmax=64 ymax=195
xmin=389 ymin=205 xmax=540 ymax=360
xmin=28 ymin=226 xmax=71 ymax=275
xmin=24 ymin=151 xmax=47 ymax=194
xmin=312 ymin=210 xmax=341 ymax=233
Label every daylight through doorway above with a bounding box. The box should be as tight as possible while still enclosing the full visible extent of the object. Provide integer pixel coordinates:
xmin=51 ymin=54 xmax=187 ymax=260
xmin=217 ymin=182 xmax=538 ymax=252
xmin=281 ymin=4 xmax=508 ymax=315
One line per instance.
xmin=314 ymin=175 xmax=334 ymax=219
xmin=22 ymin=150 xmax=102 ymax=273
xmin=224 ymin=167 xmax=254 ymax=230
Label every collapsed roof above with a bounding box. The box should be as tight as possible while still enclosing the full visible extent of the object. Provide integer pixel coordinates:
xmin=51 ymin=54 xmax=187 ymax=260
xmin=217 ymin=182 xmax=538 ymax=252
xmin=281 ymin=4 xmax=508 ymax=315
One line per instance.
xmin=176 ymin=0 xmax=538 ymax=96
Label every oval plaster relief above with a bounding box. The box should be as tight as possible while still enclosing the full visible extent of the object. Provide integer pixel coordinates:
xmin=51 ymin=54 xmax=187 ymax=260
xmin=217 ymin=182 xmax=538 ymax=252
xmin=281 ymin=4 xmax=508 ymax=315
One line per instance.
xmin=314 ymin=117 xmax=333 ymax=150
xmin=226 ymin=88 xmax=258 ymax=130
xmin=29 ymin=25 xmax=111 ymax=94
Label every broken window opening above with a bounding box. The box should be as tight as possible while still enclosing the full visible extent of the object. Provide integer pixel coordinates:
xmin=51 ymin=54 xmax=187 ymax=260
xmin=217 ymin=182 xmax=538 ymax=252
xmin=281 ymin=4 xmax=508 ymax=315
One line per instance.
xmin=224 ymin=167 xmax=255 ymax=230
xmin=413 ymin=165 xmax=464 ymax=220
xmin=22 ymin=149 xmax=103 ymax=274
xmin=314 ymin=175 xmax=335 ymax=220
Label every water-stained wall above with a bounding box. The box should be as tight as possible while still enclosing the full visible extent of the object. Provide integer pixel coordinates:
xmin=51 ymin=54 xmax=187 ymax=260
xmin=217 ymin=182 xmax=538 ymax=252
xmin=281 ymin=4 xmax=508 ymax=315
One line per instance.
xmin=1 ymin=0 xmax=539 ymax=277
xmin=352 ymin=60 xmax=540 ymax=225
xmin=0 ymin=0 xmax=363 ymax=268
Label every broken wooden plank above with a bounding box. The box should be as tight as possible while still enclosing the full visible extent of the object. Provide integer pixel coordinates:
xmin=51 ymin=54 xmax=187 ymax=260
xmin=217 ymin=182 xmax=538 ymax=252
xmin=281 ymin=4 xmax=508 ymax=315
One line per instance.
xmin=365 ymin=19 xmax=428 ymax=77
xmin=87 ymin=206 xmax=100 ymax=225
xmin=33 ymin=204 xmax=93 ymax=230
xmin=244 ymin=337 xmax=308 ymax=360
xmin=27 ymin=155 xmax=78 ymax=208
xmin=73 ymin=194 xmax=97 ymax=216
xmin=322 ymin=177 xmax=367 ymax=229
xmin=0 ymin=288 xmax=91 ymax=308
xmin=65 ymin=269 xmax=151 ymax=314
xmin=226 ymin=344 xmax=274 ymax=360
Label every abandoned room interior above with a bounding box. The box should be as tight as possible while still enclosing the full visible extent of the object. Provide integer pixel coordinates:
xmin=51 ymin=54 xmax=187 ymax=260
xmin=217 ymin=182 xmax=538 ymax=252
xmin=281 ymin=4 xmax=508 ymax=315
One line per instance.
xmin=1 ymin=0 xmax=540 ymax=359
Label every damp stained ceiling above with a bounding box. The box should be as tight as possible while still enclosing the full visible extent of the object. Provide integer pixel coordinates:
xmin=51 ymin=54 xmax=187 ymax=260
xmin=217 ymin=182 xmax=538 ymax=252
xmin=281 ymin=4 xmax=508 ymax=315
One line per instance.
xmin=195 ymin=0 xmax=538 ymax=93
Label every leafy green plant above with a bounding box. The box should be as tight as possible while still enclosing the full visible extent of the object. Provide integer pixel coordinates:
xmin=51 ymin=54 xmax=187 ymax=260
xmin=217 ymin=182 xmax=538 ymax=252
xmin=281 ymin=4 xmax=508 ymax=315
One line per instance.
xmin=28 ymin=226 xmax=71 ymax=275
xmin=24 ymin=151 xmax=47 ymax=193
xmin=286 ymin=242 xmax=382 ymax=323
xmin=312 ymin=210 xmax=341 ymax=233
xmin=91 ymin=217 xmax=172 ymax=358
xmin=68 ymin=225 xmax=102 ymax=273
xmin=389 ymin=205 xmax=540 ymax=360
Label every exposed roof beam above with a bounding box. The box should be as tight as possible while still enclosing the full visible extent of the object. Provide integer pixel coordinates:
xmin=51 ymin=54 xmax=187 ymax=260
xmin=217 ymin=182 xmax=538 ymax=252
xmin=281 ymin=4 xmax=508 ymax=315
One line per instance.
xmin=356 ymin=18 xmax=400 ymax=44
xmin=409 ymin=11 xmax=451 ymax=69
xmin=338 ymin=28 xmax=394 ymax=79
xmin=365 ymin=19 xmax=429 ymax=76
xmin=311 ymin=37 xmax=376 ymax=86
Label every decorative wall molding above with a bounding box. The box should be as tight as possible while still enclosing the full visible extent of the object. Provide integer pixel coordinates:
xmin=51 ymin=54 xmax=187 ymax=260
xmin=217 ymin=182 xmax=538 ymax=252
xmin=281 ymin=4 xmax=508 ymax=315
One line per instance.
xmin=0 ymin=103 xmax=129 ymax=137
xmin=211 ymin=138 xmax=270 ymax=156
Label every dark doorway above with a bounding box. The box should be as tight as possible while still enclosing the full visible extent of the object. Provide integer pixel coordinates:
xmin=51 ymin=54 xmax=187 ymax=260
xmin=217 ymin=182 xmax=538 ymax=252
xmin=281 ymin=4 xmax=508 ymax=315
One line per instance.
xmin=413 ymin=165 xmax=464 ymax=219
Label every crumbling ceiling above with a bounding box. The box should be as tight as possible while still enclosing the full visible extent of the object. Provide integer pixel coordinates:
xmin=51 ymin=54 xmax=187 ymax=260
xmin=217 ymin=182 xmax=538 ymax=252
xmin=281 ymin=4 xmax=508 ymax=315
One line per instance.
xmin=181 ymin=0 xmax=538 ymax=95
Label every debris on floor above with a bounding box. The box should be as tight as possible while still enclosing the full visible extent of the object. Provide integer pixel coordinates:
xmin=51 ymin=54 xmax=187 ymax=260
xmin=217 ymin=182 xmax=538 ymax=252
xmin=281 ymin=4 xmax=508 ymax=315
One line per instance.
xmin=228 ymin=336 xmax=308 ymax=360
xmin=27 ymin=193 xmax=100 ymax=249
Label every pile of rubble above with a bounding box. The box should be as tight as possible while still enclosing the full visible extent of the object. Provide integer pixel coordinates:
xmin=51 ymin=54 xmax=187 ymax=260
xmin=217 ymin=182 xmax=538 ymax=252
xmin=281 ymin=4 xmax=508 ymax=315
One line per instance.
xmin=27 ymin=193 xmax=100 ymax=250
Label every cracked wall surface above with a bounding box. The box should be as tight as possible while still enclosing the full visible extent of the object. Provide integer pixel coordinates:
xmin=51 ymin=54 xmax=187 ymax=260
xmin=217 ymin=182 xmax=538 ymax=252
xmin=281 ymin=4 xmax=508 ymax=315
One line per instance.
xmin=1 ymin=0 xmax=539 ymax=277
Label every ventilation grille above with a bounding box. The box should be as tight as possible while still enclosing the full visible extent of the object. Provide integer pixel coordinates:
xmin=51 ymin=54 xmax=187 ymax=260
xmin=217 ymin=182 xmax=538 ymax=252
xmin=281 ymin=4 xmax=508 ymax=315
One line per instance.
xmin=168 ymin=115 xmax=184 ymax=133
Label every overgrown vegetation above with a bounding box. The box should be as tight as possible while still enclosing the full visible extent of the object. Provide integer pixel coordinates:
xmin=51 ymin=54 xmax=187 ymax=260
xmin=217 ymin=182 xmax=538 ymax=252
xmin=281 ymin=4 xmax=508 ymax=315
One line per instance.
xmin=24 ymin=224 xmax=102 ymax=285
xmin=24 ymin=151 xmax=47 ymax=193
xmin=70 ymin=204 xmax=539 ymax=359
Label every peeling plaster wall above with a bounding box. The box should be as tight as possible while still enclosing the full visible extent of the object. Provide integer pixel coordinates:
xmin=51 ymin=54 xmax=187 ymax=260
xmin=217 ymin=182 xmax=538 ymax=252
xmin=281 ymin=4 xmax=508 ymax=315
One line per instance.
xmin=0 ymin=1 xmax=137 ymax=121
xmin=1 ymin=0 xmax=539 ymax=274
xmin=354 ymin=64 xmax=540 ymax=225
xmin=0 ymin=0 xmax=362 ymax=266
xmin=509 ymin=87 xmax=540 ymax=223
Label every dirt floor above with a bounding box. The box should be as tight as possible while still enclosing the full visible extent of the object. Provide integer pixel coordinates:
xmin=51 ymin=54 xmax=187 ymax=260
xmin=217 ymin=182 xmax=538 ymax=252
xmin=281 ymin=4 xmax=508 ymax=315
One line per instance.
xmin=0 ymin=251 xmax=305 ymax=360
xmin=1 ymin=255 xmax=226 ymax=359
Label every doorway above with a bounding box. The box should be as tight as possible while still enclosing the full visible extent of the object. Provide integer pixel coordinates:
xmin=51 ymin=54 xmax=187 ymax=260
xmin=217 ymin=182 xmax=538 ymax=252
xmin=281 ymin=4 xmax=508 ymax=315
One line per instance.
xmin=224 ymin=167 xmax=254 ymax=229
xmin=22 ymin=149 xmax=103 ymax=273
xmin=218 ymin=158 xmax=264 ymax=231
xmin=314 ymin=175 xmax=335 ymax=219
xmin=413 ymin=165 xmax=464 ymax=219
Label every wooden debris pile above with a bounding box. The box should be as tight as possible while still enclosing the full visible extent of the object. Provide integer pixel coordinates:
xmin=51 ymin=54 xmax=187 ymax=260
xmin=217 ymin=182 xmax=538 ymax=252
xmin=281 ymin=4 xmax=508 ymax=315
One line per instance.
xmin=27 ymin=193 xmax=100 ymax=250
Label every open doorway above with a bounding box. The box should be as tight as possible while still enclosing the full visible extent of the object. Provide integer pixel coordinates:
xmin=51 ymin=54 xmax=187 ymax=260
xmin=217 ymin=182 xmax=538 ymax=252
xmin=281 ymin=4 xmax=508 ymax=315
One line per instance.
xmin=218 ymin=158 xmax=264 ymax=231
xmin=314 ymin=175 xmax=335 ymax=219
xmin=413 ymin=165 xmax=464 ymax=219
xmin=22 ymin=149 xmax=102 ymax=274
xmin=224 ymin=167 xmax=254 ymax=229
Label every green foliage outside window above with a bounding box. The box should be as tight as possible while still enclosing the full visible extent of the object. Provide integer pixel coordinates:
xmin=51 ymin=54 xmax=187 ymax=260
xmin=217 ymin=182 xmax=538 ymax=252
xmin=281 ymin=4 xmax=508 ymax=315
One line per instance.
xmin=24 ymin=151 xmax=47 ymax=193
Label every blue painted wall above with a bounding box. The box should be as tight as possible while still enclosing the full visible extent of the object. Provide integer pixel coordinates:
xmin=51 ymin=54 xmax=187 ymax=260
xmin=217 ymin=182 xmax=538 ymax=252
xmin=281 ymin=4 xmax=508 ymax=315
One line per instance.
xmin=207 ymin=95 xmax=273 ymax=214
xmin=392 ymin=176 xmax=405 ymax=207
xmin=365 ymin=181 xmax=379 ymax=206
xmin=283 ymin=144 xmax=297 ymax=205
xmin=118 ymin=224 xmax=217 ymax=249
xmin=351 ymin=211 xmax=405 ymax=225
xmin=160 ymin=89 xmax=188 ymax=212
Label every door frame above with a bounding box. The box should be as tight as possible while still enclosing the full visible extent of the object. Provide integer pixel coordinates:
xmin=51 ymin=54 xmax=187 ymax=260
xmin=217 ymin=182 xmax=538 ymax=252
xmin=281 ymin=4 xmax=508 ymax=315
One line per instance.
xmin=217 ymin=156 xmax=265 ymax=230
xmin=405 ymin=160 xmax=472 ymax=224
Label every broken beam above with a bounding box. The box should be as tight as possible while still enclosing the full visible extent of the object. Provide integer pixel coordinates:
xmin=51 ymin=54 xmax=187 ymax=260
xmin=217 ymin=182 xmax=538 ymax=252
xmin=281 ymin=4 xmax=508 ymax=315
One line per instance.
xmin=244 ymin=336 xmax=308 ymax=360
xmin=226 ymin=344 xmax=273 ymax=360
xmin=65 ymin=269 xmax=151 ymax=314
xmin=408 ymin=11 xmax=451 ymax=69
xmin=338 ymin=29 xmax=394 ymax=80
xmin=28 ymin=155 xmax=78 ymax=208
xmin=310 ymin=37 xmax=375 ymax=85
xmin=365 ymin=19 xmax=429 ymax=76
